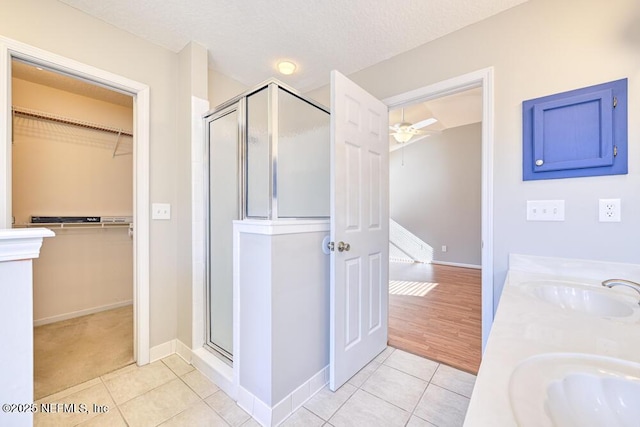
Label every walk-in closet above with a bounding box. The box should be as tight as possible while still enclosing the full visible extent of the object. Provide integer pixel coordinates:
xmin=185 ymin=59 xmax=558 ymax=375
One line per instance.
xmin=10 ymin=60 xmax=135 ymax=399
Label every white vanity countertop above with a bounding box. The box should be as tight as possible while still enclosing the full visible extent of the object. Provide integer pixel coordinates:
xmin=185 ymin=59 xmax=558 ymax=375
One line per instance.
xmin=464 ymin=254 xmax=640 ymax=427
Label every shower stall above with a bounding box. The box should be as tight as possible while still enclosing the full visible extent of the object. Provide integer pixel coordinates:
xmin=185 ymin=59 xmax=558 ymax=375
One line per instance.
xmin=204 ymin=80 xmax=330 ymax=362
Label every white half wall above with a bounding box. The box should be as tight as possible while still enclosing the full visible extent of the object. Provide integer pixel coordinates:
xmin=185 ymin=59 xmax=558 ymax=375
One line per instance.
xmin=234 ymin=220 xmax=330 ymax=426
xmin=0 ymin=228 xmax=53 ymax=427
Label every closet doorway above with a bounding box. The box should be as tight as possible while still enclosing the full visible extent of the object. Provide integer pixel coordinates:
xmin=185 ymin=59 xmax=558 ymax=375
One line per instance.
xmin=10 ymin=59 xmax=135 ymax=399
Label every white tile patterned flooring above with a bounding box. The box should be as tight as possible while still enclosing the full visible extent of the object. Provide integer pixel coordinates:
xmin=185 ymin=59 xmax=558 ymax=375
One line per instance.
xmin=33 ymin=347 xmax=475 ymax=427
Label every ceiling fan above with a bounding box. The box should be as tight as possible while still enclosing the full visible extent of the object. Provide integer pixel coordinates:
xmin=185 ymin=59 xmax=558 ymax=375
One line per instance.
xmin=389 ymin=108 xmax=439 ymax=143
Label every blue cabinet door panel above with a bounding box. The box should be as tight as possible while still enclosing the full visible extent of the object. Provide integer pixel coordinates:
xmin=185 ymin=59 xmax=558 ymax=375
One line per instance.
xmin=532 ymin=89 xmax=613 ymax=172
xmin=523 ymin=78 xmax=627 ymax=181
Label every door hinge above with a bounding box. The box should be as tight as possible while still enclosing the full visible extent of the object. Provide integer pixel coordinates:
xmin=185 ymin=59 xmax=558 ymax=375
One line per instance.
xmin=614 ymin=145 xmax=618 ymax=157
xmin=613 ymin=96 xmax=618 ymax=108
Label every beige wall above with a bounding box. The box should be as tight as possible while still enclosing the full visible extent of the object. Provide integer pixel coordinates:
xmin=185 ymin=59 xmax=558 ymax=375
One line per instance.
xmin=309 ymin=0 xmax=640 ymax=309
xmin=1 ymin=0 xmax=181 ymax=347
xmin=208 ymin=68 xmax=248 ymax=108
xmin=12 ymin=78 xmax=133 ymax=223
xmin=12 ymin=77 xmax=134 ymax=323
xmin=32 ymin=229 xmax=133 ymax=324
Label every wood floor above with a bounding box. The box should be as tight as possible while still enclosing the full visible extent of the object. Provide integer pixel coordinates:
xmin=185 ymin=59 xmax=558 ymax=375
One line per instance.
xmin=388 ymin=262 xmax=482 ymax=374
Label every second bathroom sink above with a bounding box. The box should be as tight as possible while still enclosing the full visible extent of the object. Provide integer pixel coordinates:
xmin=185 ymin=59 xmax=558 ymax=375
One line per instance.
xmin=521 ymin=280 xmax=636 ymax=318
xmin=509 ymin=353 xmax=640 ymax=427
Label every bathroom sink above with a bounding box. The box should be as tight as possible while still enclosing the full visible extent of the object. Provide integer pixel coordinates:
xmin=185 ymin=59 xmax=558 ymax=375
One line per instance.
xmin=509 ymin=353 xmax=640 ymax=427
xmin=522 ymin=280 xmax=636 ymax=318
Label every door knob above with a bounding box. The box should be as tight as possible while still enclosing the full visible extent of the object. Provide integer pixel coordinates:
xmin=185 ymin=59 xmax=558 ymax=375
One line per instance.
xmin=337 ymin=241 xmax=351 ymax=252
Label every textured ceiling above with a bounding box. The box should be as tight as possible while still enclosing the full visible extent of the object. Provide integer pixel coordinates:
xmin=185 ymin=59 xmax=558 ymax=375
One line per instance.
xmin=58 ymin=0 xmax=528 ymax=91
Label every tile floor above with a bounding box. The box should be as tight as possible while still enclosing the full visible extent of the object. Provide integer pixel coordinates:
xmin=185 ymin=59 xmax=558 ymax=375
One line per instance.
xmin=33 ymin=347 xmax=475 ymax=427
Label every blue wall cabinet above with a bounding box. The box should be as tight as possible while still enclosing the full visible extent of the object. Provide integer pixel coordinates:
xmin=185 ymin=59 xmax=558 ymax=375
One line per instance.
xmin=523 ymin=78 xmax=627 ymax=180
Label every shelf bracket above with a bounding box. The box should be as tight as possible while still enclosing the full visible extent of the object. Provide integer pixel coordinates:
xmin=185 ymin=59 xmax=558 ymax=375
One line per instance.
xmin=112 ymin=130 xmax=122 ymax=158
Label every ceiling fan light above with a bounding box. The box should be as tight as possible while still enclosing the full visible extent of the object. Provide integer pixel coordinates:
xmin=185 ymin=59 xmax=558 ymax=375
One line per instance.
xmin=392 ymin=131 xmax=414 ymax=143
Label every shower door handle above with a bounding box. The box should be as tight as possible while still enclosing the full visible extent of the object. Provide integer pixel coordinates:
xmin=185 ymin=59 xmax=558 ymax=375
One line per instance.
xmin=337 ymin=241 xmax=350 ymax=252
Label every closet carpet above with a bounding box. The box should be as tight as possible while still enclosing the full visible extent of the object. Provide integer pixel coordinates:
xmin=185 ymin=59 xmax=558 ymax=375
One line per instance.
xmin=34 ymin=305 xmax=134 ymax=400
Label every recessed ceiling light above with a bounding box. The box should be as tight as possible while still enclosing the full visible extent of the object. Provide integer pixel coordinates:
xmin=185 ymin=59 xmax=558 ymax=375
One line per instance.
xmin=277 ymin=61 xmax=296 ymax=75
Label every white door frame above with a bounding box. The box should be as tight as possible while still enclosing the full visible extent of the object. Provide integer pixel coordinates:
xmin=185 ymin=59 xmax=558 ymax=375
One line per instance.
xmin=0 ymin=36 xmax=151 ymax=364
xmin=383 ymin=67 xmax=495 ymax=350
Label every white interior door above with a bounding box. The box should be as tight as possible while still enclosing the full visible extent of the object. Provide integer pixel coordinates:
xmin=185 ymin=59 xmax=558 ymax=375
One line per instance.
xmin=330 ymin=70 xmax=389 ymax=391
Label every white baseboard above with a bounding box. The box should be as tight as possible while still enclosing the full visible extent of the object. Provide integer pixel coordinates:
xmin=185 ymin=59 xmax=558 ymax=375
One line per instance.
xmin=238 ymin=366 xmax=329 ymax=426
xmin=175 ymin=340 xmax=193 ymax=364
xmin=431 ymin=260 xmax=481 ymax=270
xmin=150 ymin=339 xmax=176 ymax=362
xmin=149 ymin=339 xmax=194 ymax=364
xmin=33 ymin=300 xmax=133 ymax=326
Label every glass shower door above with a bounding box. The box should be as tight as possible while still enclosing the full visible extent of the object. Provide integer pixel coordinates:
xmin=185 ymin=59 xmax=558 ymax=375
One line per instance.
xmin=206 ymin=105 xmax=240 ymax=361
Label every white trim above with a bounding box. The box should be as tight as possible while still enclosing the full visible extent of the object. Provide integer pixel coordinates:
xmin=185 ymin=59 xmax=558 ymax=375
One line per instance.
xmin=148 ymin=338 xmax=193 ymax=365
xmin=150 ymin=339 xmax=176 ymax=362
xmin=431 ymin=260 xmax=482 ymax=270
xmin=383 ymin=67 xmax=495 ymax=352
xmin=192 ymin=347 xmax=235 ymax=398
xmin=237 ymin=366 xmax=329 ymax=427
xmin=233 ymin=219 xmax=330 ymax=235
xmin=0 ymin=228 xmax=54 ymax=261
xmin=33 ymin=300 xmax=133 ymax=326
xmin=175 ymin=339 xmax=193 ymax=364
xmin=0 ymin=36 xmax=150 ymax=365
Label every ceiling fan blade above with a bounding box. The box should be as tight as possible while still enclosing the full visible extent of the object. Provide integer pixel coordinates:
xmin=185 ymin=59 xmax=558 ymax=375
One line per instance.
xmin=412 ymin=117 xmax=438 ymax=129
xmin=419 ymin=129 xmax=442 ymax=135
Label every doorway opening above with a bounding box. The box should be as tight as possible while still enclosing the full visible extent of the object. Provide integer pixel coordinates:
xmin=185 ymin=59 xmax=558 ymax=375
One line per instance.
xmin=0 ymin=36 xmax=151 ymax=388
xmin=10 ymin=59 xmax=136 ymax=398
xmin=387 ymin=89 xmax=482 ymax=373
xmin=383 ymin=68 xmax=495 ymax=372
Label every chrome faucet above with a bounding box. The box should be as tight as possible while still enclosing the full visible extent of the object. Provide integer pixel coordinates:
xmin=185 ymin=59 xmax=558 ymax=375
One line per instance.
xmin=602 ymin=279 xmax=640 ymax=305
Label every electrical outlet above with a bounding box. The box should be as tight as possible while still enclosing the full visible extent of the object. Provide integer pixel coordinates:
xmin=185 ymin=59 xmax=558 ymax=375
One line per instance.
xmin=599 ymin=199 xmax=621 ymax=222
xmin=152 ymin=203 xmax=171 ymax=220
xmin=441 ymin=245 xmax=447 ymax=253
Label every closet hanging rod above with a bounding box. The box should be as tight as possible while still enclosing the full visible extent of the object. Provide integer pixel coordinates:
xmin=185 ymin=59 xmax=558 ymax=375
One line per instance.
xmin=12 ymin=106 xmax=133 ymax=137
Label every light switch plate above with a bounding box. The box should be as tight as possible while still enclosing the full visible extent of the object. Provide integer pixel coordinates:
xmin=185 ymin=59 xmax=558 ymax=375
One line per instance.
xmin=152 ymin=203 xmax=171 ymax=220
xmin=527 ymin=200 xmax=565 ymax=221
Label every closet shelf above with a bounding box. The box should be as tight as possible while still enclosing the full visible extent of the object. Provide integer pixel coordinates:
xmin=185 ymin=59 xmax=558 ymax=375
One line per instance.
xmin=14 ymin=222 xmax=132 ymax=229
xmin=12 ymin=106 xmax=133 ymax=137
